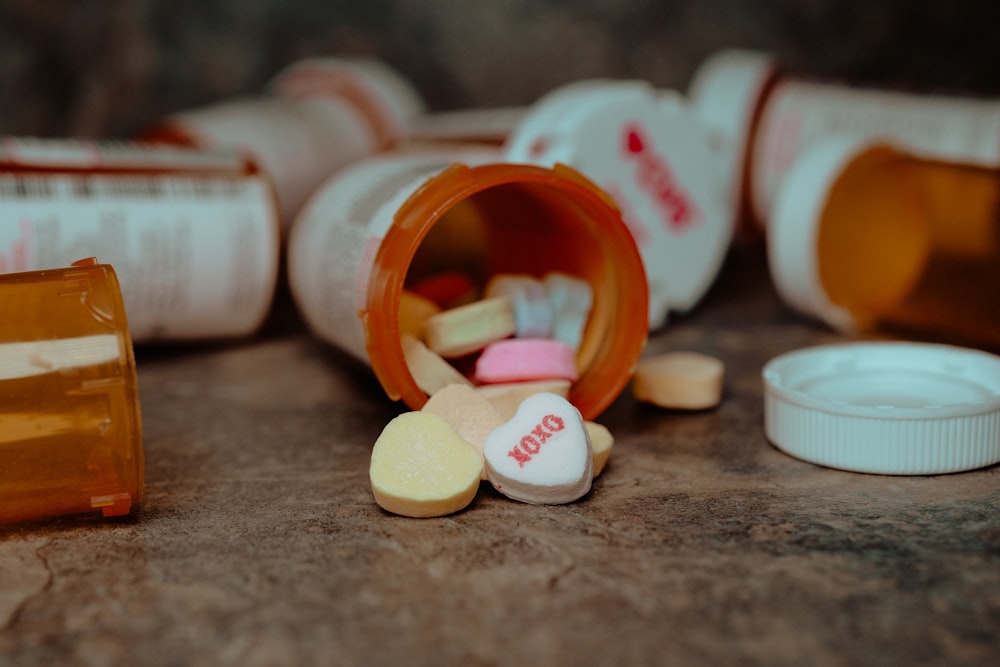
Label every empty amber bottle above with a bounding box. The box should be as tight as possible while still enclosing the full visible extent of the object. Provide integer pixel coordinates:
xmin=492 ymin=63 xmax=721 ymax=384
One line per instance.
xmin=0 ymin=258 xmax=142 ymax=524
xmin=769 ymin=137 xmax=1000 ymax=352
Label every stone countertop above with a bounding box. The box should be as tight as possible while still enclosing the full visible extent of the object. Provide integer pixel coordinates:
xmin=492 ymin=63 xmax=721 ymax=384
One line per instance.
xmin=1 ymin=245 xmax=998 ymax=666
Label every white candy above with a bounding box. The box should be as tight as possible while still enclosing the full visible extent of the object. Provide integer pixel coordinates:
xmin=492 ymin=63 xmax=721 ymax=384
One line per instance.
xmin=483 ymin=392 xmax=593 ymax=505
xmin=544 ymin=272 xmax=592 ymax=352
xmin=484 ymin=274 xmax=554 ymax=338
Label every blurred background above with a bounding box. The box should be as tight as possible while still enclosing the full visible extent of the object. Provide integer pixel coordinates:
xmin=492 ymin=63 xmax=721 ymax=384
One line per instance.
xmin=2 ymin=0 xmax=999 ymax=139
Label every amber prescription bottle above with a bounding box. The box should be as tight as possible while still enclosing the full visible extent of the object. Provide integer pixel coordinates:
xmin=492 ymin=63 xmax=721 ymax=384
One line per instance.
xmin=689 ymin=49 xmax=1000 ymax=235
xmin=145 ymin=57 xmax=424 ymax=226
xmin=288 ymin=153 xmax=649 ymax=420
xmin=0 ymin=258 xmax=142 ymax=524
xmin=0 ymin=138 xmax=280 ymax=342
xmin=768 ymin=136 xmax=1000 ymax=351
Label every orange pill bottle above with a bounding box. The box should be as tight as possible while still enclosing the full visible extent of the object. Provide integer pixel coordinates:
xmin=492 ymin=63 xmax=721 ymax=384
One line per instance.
xmin=0 ymin=258 xmax=142 ymax=524
xmin=769 ymin=136 xmax=1000 ymax=351
xmin=288 ymin=152 xmax=649 ymax=419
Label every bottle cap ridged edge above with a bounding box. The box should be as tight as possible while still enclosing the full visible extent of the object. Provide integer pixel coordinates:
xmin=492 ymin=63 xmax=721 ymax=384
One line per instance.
xmin=763 ymin=342 xmax=1000 ymax=475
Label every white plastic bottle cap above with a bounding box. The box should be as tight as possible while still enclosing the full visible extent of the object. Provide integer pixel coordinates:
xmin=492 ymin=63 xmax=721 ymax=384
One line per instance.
xmin=687 ymin=49 xmax=778 ymax=228
xmin=763 ymin=342 xmax=1000 ymax=475
xmin=505 ymin=80 xmax=732 ymax=329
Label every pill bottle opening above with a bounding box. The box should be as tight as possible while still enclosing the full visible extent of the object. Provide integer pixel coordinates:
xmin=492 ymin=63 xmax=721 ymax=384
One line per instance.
xmin=816 ymin=146 xmax=933 ymax=329
xmin=815 ymin=146 xmax=1000 ymax=349
xmin=365 ymin=162 xmax=649 ymax=420
xmin=0 ymin=262 xmax=143 ymax=524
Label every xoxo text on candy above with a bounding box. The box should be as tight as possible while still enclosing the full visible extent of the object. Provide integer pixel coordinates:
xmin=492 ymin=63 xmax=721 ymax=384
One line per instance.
xmin=484 ymin=392 xmax=593 ymax=505
xmin=507 ymin=412 xmax=565 ymax=468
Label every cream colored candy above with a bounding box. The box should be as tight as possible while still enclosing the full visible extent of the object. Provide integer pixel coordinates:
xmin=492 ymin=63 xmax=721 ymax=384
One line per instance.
xmin=484 ymin=274 xmax=554 ymax=338
xmin=483 ymin=392 xmax=593 ymax=505
xmin=369 ymin=411 xmax=483 ymax=518
xmin=422 ymin=383 xmax=505 ymax=480
xmin=421 ymin=295 xmax=516 ymax=358
xmin=476 ymin=379 xmax=572 ymax=420
xmin=399 ymin=290 xmax=441 ymax=339
xmin=585 ymin=421 xmax=614 ymax=477
xmin=632 ymin=351 xmax=725 ymax=410
xmin=401 ymin=334 xmax=473 ymax=396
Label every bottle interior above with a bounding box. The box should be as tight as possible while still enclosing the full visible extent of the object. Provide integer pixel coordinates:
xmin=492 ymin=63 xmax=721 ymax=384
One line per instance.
xmin=817 ymin=151 xmax=1000 ymax=351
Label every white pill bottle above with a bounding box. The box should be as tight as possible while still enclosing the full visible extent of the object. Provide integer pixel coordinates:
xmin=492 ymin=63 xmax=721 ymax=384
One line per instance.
xmin=287 ymin=150 xmax=649 ymax=419
xmin=0 ymin=138 xmax=280 ymax=342
xmin=689 ymin=49 xmax=1000 ymax=236
xmin=143 ymin=57 xmax=424 ymax=227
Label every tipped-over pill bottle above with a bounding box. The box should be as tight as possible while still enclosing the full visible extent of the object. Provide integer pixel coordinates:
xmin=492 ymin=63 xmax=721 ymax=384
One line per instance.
xmin=0 ymin=258 xmax=142 ymax=524
xmin=0 ymin=138 xmax=280 ymax=342
xmin=144 ymin=57 xmax=424 ymax=226
xmin=288 ymin=152 xmax=649 ymax=420
xmin=504 ymin=80 xmax=731 ymax=329
xmin=769 ymin=135 xmax=1000 ymax=351
xmin=689 ymin=49 xmax=1000 ymax=236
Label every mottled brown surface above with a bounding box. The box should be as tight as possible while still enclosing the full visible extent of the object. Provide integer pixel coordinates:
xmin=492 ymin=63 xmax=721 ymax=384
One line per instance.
xmin=1 ymin=245 xmax=998 ymax=666
xmin=1 ymin=3 xmax=999 ymax=664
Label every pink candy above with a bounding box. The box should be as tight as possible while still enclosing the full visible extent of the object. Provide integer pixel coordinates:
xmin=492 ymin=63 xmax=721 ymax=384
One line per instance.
xmin=475 ymin=338 xmax=578 ymax=384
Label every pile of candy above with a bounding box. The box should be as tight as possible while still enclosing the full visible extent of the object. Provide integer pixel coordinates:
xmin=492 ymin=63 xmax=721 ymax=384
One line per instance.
xmin=369 ymin=267 xmax=725 ymax=517
xmin=370 ymin=385 xmax=613 ymax=517
xmin=398 ymin=270 xmax=592 ymax=400
xmin=369 ymin=269 xmax=616 ymax=517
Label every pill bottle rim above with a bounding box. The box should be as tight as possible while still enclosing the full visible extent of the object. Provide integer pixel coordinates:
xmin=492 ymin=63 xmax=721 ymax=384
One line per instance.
xmin=363 ymin=161 xmax=650 ymax=420
xmin=102 ymin=263 xmax=144 ymax=506
xmin=768 ymin=136 xmax=936 ymax=334
xmin=70 ymin=261 xmax=144 ymax=509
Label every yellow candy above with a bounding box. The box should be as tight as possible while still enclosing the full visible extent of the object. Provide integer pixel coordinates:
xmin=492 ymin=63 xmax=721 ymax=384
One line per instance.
xmin=421 ymin=295 xmax=516 ymax=358
xmin=401 ymin=334 xmax=473 ymax=396
xmin=585 ymin=421 xmax=614 ymax=477
xmin=369 ymin=411 xmax=483 ymax=518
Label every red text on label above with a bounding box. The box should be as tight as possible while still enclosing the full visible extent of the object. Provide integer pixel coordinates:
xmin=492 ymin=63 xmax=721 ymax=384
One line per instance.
xmin=622 ymin=123 xmax=700 ymax=233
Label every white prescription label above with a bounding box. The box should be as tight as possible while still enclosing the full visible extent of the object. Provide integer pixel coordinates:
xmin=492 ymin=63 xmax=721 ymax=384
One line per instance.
xmin=0 ymin=173 xmax=279 ymax=342
xmin=288 ymin=155 xmax=446 ymax=362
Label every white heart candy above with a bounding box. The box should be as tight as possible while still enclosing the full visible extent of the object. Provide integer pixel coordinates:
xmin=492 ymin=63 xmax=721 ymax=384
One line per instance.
xmin=483 ymin=392 xmax=593 ymax=504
